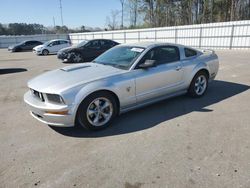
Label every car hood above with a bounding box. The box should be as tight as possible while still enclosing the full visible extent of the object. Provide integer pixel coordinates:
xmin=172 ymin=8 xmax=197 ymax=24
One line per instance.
xmin=33 ymin=44 xmax=44 ymax=50
xmin=28 ymin=63 xmax=125 ymax=93
xmin=59 ymin=46 xmax=77 ymax=53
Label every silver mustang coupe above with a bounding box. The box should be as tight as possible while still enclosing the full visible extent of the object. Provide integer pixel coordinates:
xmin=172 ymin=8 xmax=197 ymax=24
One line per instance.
xmin=24 ymin=42 xmax=219 ymax=130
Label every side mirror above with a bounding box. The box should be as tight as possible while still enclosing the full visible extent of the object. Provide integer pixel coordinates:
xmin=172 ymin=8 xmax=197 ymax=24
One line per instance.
xmin=139 ymin=59 xmax=156 ymax=69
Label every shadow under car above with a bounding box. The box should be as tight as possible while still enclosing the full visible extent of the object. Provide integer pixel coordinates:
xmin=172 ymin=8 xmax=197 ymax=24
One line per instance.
xmin=0 ymin=68 xmax=27 ymax=75
xmin=51 ymin=80 xmax=250 ymax=138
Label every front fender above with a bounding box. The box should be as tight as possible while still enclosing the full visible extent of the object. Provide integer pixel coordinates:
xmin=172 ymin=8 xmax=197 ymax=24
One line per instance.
xmin=72 ymin=80 xmax=119 ymax=113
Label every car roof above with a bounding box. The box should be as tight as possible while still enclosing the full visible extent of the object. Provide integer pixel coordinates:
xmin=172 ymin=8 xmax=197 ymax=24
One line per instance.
xmin=87 ymin=39 xmax=115 ymax=41
xmin=23 ymin=40 xmax=40 ymax=42
xmin=50 ymin=39 xmax=68 ymax=42
xmin=120 ymin=41 xmax=184 ymax=48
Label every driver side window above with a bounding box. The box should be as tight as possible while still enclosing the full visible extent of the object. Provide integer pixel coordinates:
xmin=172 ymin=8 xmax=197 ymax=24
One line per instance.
xmin=49 ymin=41 xmax=59 ymax=46
xmin=136 ymin=46 xmax=180 ymax=68
xmin=85 ymin=40 xmax=99 ymax=49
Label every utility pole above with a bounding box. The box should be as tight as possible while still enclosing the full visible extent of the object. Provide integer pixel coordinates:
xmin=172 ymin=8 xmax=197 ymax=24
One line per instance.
xmin=59 ymin=0 xmax=64 ymax=26
xmin=120 ymin=0 xmax=125 ymax=29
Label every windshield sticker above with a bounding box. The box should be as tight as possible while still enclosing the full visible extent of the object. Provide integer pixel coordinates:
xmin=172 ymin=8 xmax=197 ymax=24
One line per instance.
xmin=131 ymin=48 xmax=144 ymax=53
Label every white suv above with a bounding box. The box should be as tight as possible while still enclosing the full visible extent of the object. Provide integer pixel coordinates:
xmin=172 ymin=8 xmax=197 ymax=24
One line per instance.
xmin=33 ymin=39 xmax=71 ymax=55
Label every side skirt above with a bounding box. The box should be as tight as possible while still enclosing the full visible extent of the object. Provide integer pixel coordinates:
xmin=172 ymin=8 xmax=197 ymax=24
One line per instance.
xmin=119 ymin=90 xmax=187 ymax=114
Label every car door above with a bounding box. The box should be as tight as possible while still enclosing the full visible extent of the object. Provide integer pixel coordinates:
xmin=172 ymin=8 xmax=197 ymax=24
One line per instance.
xmin=59 ymin=40 xmax=70 ymax=50
xmin=30 ymin=41 xmax=40 ymax=49
xmin=99 ymin=40 xmax=114 ymax=53
xmin=99 ymin=40 xmax=109 ymax=54
xmin=47 ymin=41 xmax=59 ymax=53
xmin=134 ymin=46 xmax=184 ymax=103
xmin=55 ymin=40 xmax=66 ymax=52
xmin=84 ymin=40 xmax=101 ymax=61
xmin=22 ymin=41 xmax=32 ymax=51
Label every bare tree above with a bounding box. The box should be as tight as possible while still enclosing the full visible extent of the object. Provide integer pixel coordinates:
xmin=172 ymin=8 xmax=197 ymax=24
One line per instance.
xmin=106 ymin=10 xmax=120 ymax=30
xmin=141 ymin=0 xmax=156 ymax=27
xmin=127 ymin=0 xmax=140 ymax=27
xmin=113 ymin=0 xmax=250 ymax=29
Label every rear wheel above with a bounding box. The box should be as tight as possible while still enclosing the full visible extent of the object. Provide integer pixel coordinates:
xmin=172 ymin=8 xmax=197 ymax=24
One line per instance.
xmin=188 ymin=71 xmax=208 ymax=97
xmin=76 ymin=91 xmax=118 ymax=130
xmin=42 ymin=49 xmax=49 ymax=56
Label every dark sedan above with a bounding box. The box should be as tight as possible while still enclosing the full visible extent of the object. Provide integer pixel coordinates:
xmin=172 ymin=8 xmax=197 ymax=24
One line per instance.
xmin=8 ymin=40 xmax=43 ymax=52
xmin=57 ymin=39 xmax=119 ymax=63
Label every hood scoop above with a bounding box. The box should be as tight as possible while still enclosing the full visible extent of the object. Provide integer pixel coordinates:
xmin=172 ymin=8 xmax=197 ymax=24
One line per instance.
xmin=60 ymin=65 xmax=91 ymax=72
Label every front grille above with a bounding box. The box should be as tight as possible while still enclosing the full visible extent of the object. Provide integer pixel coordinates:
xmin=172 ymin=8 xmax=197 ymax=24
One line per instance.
xmin=31 ymin=89 xmax=45 ymax=102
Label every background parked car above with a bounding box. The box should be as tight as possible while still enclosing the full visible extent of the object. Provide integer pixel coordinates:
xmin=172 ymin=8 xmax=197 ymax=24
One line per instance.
xmin=33 ymin=39 xmax=71 ymax=55
xmin=57 ymin=39 xmax=119 ymax=63
xmin=8 ymin=40 xmax=43 ymax=52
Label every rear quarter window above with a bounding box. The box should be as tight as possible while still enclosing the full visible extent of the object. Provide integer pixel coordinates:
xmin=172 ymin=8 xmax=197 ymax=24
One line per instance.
xmin=184 ymin=48 xmax=197 ymax=57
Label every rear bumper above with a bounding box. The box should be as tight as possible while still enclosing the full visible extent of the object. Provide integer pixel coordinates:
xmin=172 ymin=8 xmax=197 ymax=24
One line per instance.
xmin=24 ymin=91 xmax=75 ymax=127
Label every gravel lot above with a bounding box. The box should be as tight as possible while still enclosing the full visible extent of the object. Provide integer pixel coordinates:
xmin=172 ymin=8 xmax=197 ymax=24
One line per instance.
xmin=0 ymin=49 xmax=250 ymax=188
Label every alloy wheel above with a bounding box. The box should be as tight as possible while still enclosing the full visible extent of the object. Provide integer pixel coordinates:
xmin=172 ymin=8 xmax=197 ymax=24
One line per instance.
xmin=194 ymin=75 xmax=207 ymax=95
xmin=86 ymin=97 xmax=113 ymax=127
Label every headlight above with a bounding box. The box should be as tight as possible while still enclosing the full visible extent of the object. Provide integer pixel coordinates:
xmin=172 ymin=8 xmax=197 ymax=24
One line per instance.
xmin=46 ymin=94 xmax=65 ymax=104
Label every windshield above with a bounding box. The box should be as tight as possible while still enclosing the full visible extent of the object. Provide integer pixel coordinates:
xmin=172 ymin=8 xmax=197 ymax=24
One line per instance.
xmin=43 ymin=41 xmax=51 ymax=46
xmin=93 ymin=46 xmax=145 ymax=70
xmin=77 ymin=40 xmax=88 ymax=47
xmin=17 ymin=41 xmax=25 ymax=45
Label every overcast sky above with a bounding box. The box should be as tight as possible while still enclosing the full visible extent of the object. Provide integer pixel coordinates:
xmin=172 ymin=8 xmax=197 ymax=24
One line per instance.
xmin=0 ymin=0 xmax=122 ymax=28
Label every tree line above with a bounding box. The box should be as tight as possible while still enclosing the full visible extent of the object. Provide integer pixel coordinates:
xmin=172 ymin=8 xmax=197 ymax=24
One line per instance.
xmin=106 ymin=0 xmax=250 ymax=29
xmin=0 ymin=23 xmax=96 ymax=36
xmin=1 ymin=0 xmax=249 ymax=35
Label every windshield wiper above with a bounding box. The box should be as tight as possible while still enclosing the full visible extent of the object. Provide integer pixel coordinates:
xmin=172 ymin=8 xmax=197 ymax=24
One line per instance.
xmin=93 ymin=61 xmax=127 ymax=69
xmin=93 ymin=60 xmax=106 ymax=64
xmin=108 ymin=64 xmax=127 ymax=69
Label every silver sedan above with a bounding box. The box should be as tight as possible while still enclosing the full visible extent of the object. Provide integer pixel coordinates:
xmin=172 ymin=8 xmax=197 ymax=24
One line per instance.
xmin=24 ymin=42 xmax=219 ymax=130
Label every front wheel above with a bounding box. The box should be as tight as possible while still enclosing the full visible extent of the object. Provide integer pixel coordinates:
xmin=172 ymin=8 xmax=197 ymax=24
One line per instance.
xmin=42 ymin=49 xmax=49 ymax=56
xmin=188 ymin=71 xmax=208 ymax=97
xmin=69 ymin=52 xmax=83 ymax=63
xmin=76 ymin=91 xmax=118 ymax=130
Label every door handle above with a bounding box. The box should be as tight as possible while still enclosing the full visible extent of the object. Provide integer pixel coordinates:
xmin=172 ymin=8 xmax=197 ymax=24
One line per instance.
xmin=175 ymin=66 xmax=182 ymax=71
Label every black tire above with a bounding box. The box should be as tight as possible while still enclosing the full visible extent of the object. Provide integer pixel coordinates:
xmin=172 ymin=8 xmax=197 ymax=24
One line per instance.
xmin=188 ymin=71 xmax=208 ymax=98
xmin=76 ymin=91 xmax=118 ymax=130
xmin=70 ymin=52 xmax=83 ymax=63
xmin=42 ymin=49 xmax=49 ymax=56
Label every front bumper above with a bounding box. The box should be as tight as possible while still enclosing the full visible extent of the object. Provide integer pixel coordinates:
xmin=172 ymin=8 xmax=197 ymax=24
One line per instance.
xmin=57 ymin=52 xmax=69 ymax=62
xmin=33 ymin=49 xmax=42 ymax=55
xmin=24 ymin=91 xmax=76 ymax=127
